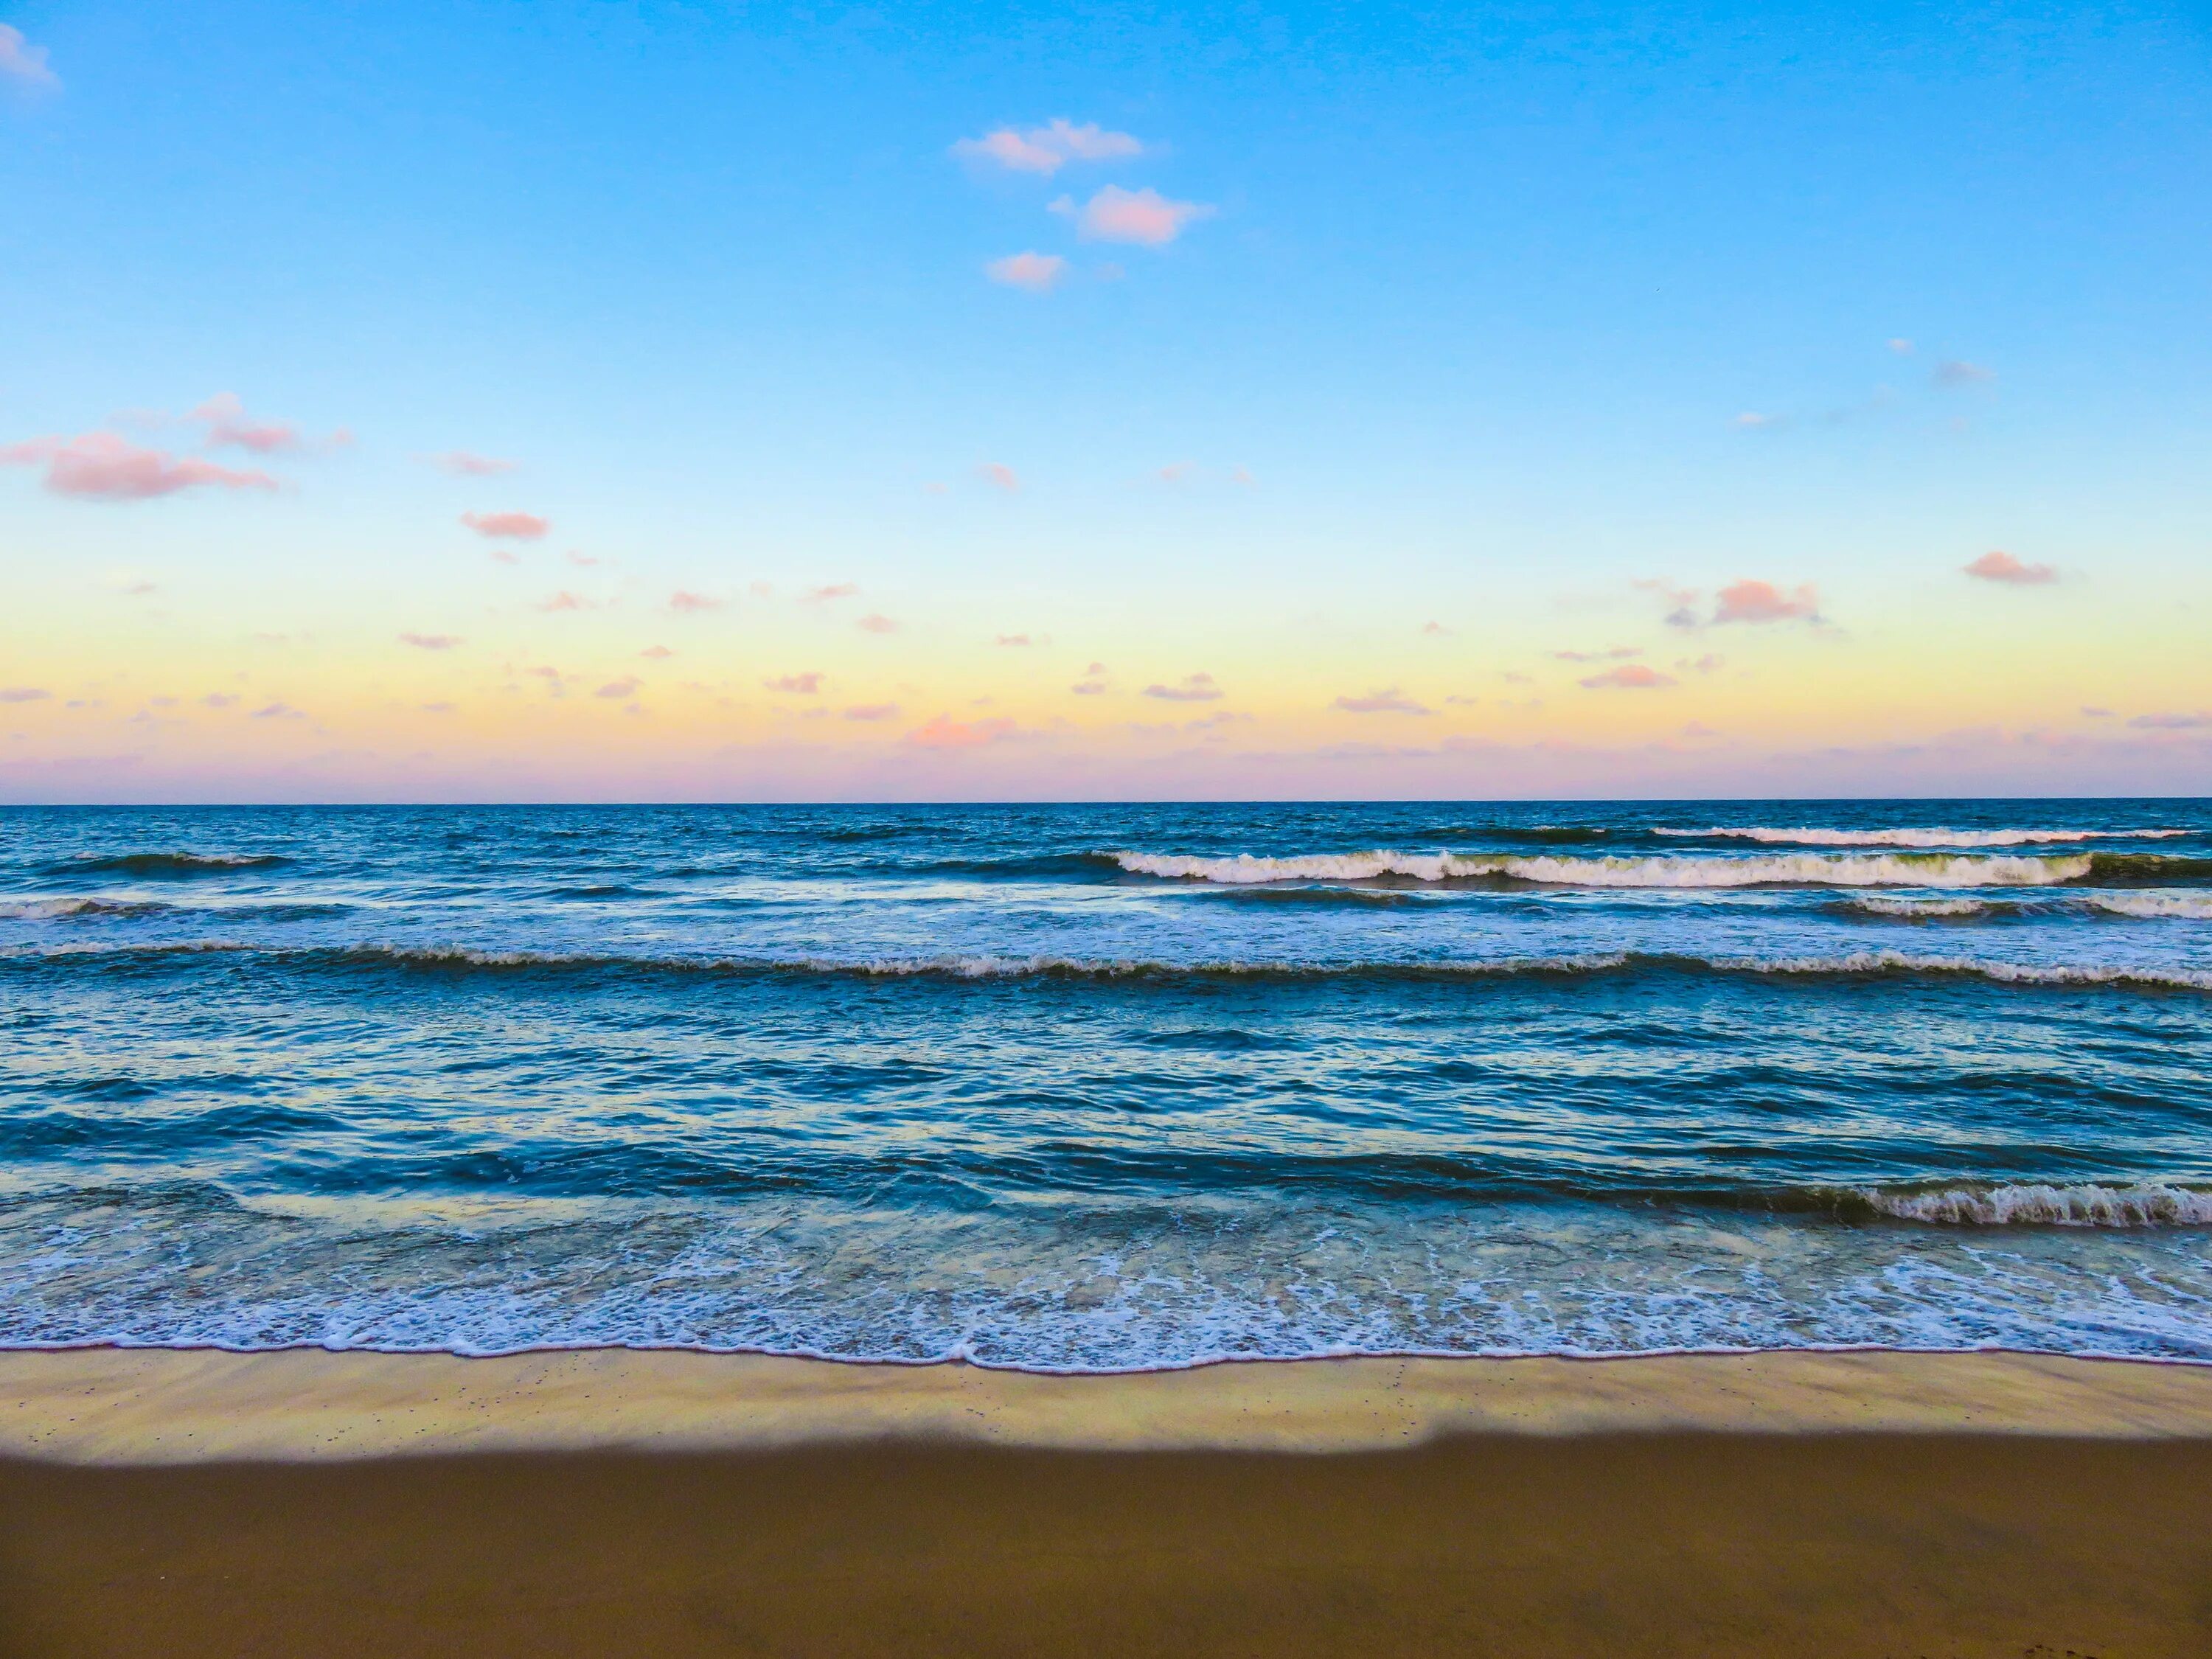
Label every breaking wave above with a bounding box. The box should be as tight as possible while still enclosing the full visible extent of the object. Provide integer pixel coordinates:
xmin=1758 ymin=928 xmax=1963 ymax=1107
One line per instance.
xmin=1843 ymin=897 xmax=1999 ymax=919
xmin=1658 ymin=826 xmax=2190 ymax=847
xmin=2085 ymin=891 xmax=2212 ymax=920
xmin=1861 ymin=1183 xmax=2212 ymax=1227
xmin=1111 ymin=848 xmax=2101 ymax=888
xmin=9 ymin=940 xmax=2208 ymax=992
xmin=0 ymin=897 xmax=173 ymax=921
xmin=54 ymin=852 xmax=291 ymax=877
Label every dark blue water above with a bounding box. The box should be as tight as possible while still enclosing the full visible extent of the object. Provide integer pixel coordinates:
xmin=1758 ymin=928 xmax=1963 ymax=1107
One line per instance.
xmin=2 ymin=801 xmax=2208 ymax=1367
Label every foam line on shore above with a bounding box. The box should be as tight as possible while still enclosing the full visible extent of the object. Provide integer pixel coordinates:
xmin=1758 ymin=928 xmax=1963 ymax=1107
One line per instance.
xmin=2 ymin=1348 xmax=2211 ymax=1464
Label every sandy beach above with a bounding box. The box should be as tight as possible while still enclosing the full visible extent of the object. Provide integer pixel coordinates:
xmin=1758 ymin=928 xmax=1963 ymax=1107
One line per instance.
xmin=1 ymin=1348 xmax=2209 ymax=1657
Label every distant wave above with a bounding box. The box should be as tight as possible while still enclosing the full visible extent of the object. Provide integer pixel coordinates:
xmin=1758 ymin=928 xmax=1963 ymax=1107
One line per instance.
xmin=1860 ymin=1183 xmax=2212 ymax=1228
xmin=0 ymin=897 xmax=174 ymax=921
xmin=54 ymin=852 xmax=291 ymax=877
xmin=1843 ymin=896 xmax=2002 ymax=919
xmin=1657 ymin=826 xmax=2190 ymax=848
xmin=11 ymin=940 xmax=2209 ymax=992
xmin=1112 ymin=848 xmax=2107 ymax=888
xmin=2085 ymin=891 xmax=2212 ymax=920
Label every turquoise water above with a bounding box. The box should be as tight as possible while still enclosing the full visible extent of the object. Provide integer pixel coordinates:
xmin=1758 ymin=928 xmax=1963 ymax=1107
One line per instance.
xmin=1 ymin=800 xmax=2208 ymax=1368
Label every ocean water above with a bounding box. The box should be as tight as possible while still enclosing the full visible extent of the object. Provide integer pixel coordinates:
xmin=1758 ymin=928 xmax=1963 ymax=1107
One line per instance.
xmin=1 ymin=800 xmax=2208 ymax=1370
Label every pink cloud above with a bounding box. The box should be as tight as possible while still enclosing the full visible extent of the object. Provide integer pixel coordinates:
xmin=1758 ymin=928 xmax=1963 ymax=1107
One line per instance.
xmin=1421 ymin=622 xmax=1451 ymax=636
xmin=1 ymin=432 xmax=276 ymax=500
xmin=201 ymin=694 xmax=238 ymax=709
xmin=1713 ymin=580 xmax=1820 ymax=625
xmin=565 ymin=551 xmax=602 ymax=567
xmin=856 ymin=613 xmax=899 ymax=634
xmin=640 ymin=645 xmax=675 ymax=659
xmin=768 ymin=672 xmax=825 ymax=694
xmin=0 ymin=26 xmax=58 ymax=90
xmin=1964 ymin=550 xmax=2057 ymax=585
xmin=951 ymin=119 xmax=1144 ymax=175
xmin=979 ymin=462 xmax=1020 ymax=492
xmin=1072 ymin=680 xmax=1107 ymax=695
xmin=1144 ymin=672 xmax=1222 ymax=703
xmin=594 ymin=677 xmax=641 ymax=700
xmin=536 ymin=591 xmax=594 ymax=612
xmin=189 ymin=393 xmax=300 ymax=454
xmin=1054 ymin=185 xmax=1214 ymax=246
xmin=489 ymin=549 xmax=521 ymax=566
xmin=842 ymin=703 xmax=900 ymax=722
xmin=1334 ymin=688 xmax=1430 ymax=714
xmin=461 ymin=510 xmax=549 ymax=540
xmin=995 ymin=633 xmax=1032 ymax=647
xmin=1580 ymin=664 xmax=1678 ymax=689
xmin=986 ymin=252 xmax=1068 ymax=292
xmin=905 ymin=713 xmax=1019 ymax=748
xmin=427 ymin=451 xmax=517 ymax=476
xmin=667 ymin=591 xmax=723 ymax=613
xmin=251 ymin=702 xmax=302 ymax=720
xmin=0 ymin=686 xmax=49 ymax=703
xmin=1158 ymin=462 xmax=1194 ymax=483
xmin=400 ymin=632 xmax=462 ymax=650
xmin=804 ymin=582 xmax=859 ymax=602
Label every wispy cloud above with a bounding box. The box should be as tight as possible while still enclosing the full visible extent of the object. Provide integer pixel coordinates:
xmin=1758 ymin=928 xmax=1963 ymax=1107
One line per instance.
xmin=1144 ymin=672 xmax=1222 ymax=703
xmin=399 ymin=632 xmax=462 ymax=650
xmin=978 ymin=462 xmax=1020 ymax=493
xmin=1934 ymin=359 xmax=1995 ymax=388
xmin=843 ymin=703 xmax=900 ymax=722
xmin=0 ymin=26 xmax=58 ymax=91
xmin=594 ymin=677 xmax=641 ymax=700
xmin=2129 ymin=712 xmax=2212 ymax=730
xmin=1 ymin=433 xmax=276 ymax=500
xmin=0 ymin=686 xmax=49 ymax=703
xmin=667 ymin=591 xmax=723 ymax=613
xmin=995 ymin=633 xmax=1032 ymax=647
xmin=535 ymin=591 xmax=596 ymax=613
xmin=856 ymin=613 xmax=899 ymax=634
xmin=426 ymin=451 xmax=518 ymax=476
xmin=951 ymin=119 xmax=1144 ymax=175
xmin=803 ymin=582 xmax=858 ymax=602
xmin=1333 ymin=687 xmax=1430 ymax=714
xmin=460 ymin=509 xmax=549 ymax=540
xmin=767 ymin=672 xmax=824 ymax=694
xmin=1579 ymin=664 xmax=1677 ymax=689
xmin=1713 ymin=579 xmax=1820 ymax=625
xmin=905 ymin=713 xmax=1020 ymax=748
xmin=1553 ymin=647 xmax=1641 ymax=663
xmin=1964 ymin=550 xmax=2057 ymax=585
xmin=1052 ymin=185 xmax=1214 ymax=246
xmin=640 ymin=645 xmax=674 ymax=659
xmin=1887 ymin=338 xmax=1914 ymax=355
xmin=1731 ymin=412 xmax=1787 ymax=431
xmin=188 ymin=393 xmax=302 ymax=454
xmin=985 ymin=251 xmax=1068 ymax=291
xmin=1421 ymin=622 xmax=1451 ymax=637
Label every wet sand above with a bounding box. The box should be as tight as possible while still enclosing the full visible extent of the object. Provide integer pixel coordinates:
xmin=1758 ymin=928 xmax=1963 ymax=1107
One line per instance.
xmin=1 ymin=1349 xmax=2209 ymax=1657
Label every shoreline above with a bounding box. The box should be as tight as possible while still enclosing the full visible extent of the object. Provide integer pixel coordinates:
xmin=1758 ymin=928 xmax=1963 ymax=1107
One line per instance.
xmin=4 ymin=1344 xmax=2210 ymax=1463
xmin=7 ymin=1349 xmax=2212 ymax=1654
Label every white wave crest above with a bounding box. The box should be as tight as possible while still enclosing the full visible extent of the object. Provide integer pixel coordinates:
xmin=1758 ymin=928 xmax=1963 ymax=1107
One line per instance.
xmin=1847 ymin=897 xmax=1994 ymax=918
xmin=1658 ymin=826 xmax=2188 ymax=847
xmin=1865 ymin=1183 xmax=2212 ymax=1227
xmin=1113 ymin=849 xmax=2091 ymax=888
xmin=1714 ymin=950 xmax=2212 ymax=990
xmin=0 ymin=897 xmax=162 ymax=921
xmin=2085 ymin=891 xmax=2212 ymax=920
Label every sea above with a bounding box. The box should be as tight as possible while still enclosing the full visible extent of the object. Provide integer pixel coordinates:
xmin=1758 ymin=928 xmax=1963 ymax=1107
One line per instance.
xmin=1 ymin=800 xmax=2208 ymax=1370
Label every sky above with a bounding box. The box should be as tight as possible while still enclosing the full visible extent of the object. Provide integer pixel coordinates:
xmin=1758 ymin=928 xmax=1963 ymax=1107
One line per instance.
xmin=2 ymin=0 xmax=2209 ymax=802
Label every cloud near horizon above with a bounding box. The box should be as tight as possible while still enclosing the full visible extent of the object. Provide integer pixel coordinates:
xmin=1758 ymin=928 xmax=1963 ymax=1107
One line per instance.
xmin=985 ymin=252 xmax=1068 ymax=291
xmin=1053 ymin=185 xmax=1214 ymax=246
xmin=0 ymin=432 xmax=278 ymax=500
xmin=1334 ymin=687 xmax=1430 ymax=714
xmin=1580 ymin=664 xmax=1677 ymax=689
xmin=1712 ymin=580 xmax=1820 ymax=625
xmin=1144 ymin=672 xmax=1222 ymax=703
xmin=460 ymin=509 xmax=549 ymax=540
xmin=905 ymin=712 xmax=1020 ymax=748
xmin=951 ymin=119 xmax=1144 ymax=175
xmin=1964 ymin=550 xmax=2058 ymax=585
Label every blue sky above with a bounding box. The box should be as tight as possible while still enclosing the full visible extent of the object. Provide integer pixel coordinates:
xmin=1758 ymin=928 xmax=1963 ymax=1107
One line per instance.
xmin=3 ymin=1 xmax=2209 ymax=799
